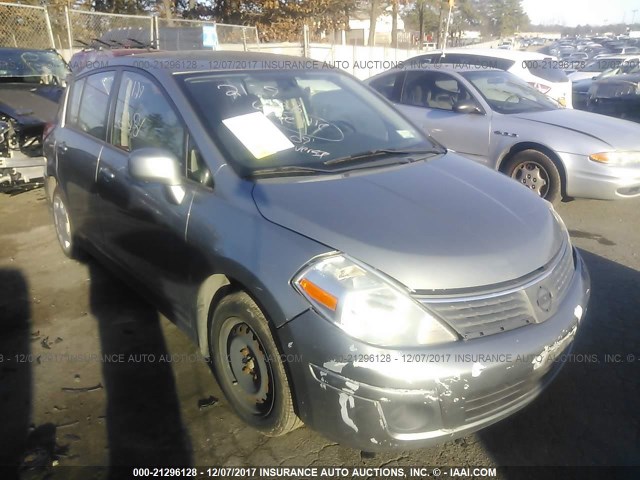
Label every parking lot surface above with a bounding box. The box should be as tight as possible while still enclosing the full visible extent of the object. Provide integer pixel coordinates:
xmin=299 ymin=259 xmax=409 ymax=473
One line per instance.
xmin=1 ymin=188 xmax=639 ymax=477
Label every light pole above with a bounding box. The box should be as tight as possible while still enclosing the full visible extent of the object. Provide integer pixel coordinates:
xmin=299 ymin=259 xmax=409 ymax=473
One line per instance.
xmin=632 ymin=10 xmax=638 ymax=25
xmin=442 ymin=0 xmax=454 ymax=53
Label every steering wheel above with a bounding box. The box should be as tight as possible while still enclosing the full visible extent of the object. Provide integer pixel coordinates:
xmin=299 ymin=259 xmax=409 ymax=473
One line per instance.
xmin=505 ymin=94 xmax=520 ymax=103
xmin=332 ymin=120 xmax=356 ymax=134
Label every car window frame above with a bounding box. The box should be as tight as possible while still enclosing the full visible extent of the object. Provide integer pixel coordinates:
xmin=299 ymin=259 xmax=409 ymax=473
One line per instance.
xmin=105 ymin=67 xmax=213 ymax=190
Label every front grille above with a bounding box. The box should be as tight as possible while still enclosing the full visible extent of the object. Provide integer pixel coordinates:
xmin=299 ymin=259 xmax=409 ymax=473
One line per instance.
xmin=427 ymin=291 xmax=533 ymax=339
xmin=419 ymin=242 xmax=575 ymax=340
xmin=546 ymin=242 xmax=574 ymax=302
xmin=464 ymin=378 xmax=536 ymax=422
xmin=463 ymin=360 xmax=565 ymax=423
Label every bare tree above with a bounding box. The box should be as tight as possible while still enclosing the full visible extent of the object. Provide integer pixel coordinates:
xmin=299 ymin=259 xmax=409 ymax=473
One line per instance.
xmin=368 ymin=0 xmax=379 ymax=45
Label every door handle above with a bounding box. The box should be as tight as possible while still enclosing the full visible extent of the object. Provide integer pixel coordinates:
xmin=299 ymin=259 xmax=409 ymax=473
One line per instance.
xmin=98 ymin=166 xmax=116 ymax=183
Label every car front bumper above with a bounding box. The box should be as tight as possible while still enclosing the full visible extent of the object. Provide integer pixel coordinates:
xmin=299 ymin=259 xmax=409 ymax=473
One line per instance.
xmin=560 ymin=152 xmax=640 ymax=199
xmin=0 ymin=151 xmax=45 ymax=188
xmin=279 ymin=249 xmax=590 ymax=451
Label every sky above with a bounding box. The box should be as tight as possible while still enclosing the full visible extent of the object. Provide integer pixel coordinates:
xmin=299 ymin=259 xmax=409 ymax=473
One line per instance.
xmin=522 ymin=0 xmax=640 ymax=27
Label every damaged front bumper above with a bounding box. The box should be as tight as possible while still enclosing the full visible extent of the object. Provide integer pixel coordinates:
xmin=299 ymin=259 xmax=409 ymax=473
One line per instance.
xmin=0 ymin=151 xmax=45 ymax=190
xmin=279 ymin=249 xmax=590 ymax=451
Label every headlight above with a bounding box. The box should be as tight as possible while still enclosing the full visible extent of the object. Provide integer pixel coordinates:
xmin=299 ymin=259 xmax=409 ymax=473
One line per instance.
xmin=293 ymin=254 xmax=458 ymax=347
xmin=589 ymin=151 xmax=640 ymax=166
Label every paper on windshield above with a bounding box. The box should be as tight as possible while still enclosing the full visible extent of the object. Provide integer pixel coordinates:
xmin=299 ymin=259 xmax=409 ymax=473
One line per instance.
xmin=222 ymin=112 xmax=294 ymax=159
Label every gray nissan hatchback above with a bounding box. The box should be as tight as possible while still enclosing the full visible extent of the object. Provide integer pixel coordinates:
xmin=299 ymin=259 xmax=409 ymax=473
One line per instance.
xmin=44 ymin=51 xmax=590 ymax=451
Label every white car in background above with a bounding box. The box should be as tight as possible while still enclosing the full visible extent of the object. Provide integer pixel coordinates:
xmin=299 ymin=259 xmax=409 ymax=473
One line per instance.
xmin=407 ymin=49 xmax=573 ymax=107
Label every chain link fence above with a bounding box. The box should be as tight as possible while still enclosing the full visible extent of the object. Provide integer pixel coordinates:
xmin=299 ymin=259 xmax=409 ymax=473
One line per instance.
xmin=66 ymin=9 xmax=154 ymax=51
xmin=0 ymin=2 xmax=54 ymax=50
xmin=156 ymin=17 xmax=259 ymax=51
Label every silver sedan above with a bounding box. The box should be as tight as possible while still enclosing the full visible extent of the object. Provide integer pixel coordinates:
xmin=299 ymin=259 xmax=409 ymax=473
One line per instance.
xmin=365 ymin=65 xmax=640 ymax=204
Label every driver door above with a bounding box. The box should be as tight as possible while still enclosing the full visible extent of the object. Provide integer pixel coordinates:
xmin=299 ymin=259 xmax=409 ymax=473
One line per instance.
xmin=396 ymin=71 xmax=491 ymax=163
xmin=96 ymin=70 xmax=212 ymax=332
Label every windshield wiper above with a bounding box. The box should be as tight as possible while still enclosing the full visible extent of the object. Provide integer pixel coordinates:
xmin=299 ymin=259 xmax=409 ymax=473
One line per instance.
xmin=323 ymin=148 xmax=445 ymax=166
xmin=250 ymin=165 xmax=334 ymax=178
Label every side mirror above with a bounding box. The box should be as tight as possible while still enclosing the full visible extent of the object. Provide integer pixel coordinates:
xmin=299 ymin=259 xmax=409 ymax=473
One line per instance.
xmin=129 ymin=148 xmax=185 ymax=204
xmin=453 ymin=100 xmax=482 ymax=114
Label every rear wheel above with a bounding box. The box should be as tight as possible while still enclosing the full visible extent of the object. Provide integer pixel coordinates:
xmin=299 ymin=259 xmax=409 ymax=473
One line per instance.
xmin=209 ymin=291 xmax=301 ymax=436
xmin=51 ymin=187 xmax=82 ymax=259
xmin=503 ymin=150 xmax=562 ymax=205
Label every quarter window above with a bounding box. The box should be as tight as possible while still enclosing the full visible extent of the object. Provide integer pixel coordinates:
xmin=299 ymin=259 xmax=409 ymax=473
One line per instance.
xmin=65 ymin=77 xmax=85 ymax=127
xmin=112 ymin=71 xmax=185 ymax=160
xmin=76 ymin=71 xmax=114 ymax=140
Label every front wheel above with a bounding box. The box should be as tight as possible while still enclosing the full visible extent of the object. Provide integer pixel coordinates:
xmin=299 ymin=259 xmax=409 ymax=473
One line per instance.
xmin=502 ymin=150 xmax=562 ymax=205
xmin=209 ymin=291 xmax=301 ymax=436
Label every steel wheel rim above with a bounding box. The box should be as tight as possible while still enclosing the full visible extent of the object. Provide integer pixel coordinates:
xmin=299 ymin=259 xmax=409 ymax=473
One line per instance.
xmin=511 ymin=161 xmax=549 ymax=197
xmin=53 ymin=195 xmax=72 ymax=251
xmin=219 ymin=318 xmax=274 ymax=417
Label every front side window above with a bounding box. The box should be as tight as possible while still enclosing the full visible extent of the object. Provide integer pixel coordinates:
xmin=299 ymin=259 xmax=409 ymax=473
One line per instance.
xmin=112 ymin=71 xmax=185 ymax=160
xmin=76 ymin=71 xmax=115 ymax=140
xmin=401 ymin=71 xmax=474 ymax=111
xmin=369 ymin=72 xmax=403 ymax=100
xmin=177 ymin=70 xmax=437 ymax=176
xmin=462 ymin=70 xmax=558 ymax=114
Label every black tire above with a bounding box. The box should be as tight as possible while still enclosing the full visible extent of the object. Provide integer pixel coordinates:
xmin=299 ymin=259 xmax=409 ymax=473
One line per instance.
xmin=209 ymin=291 xmax=301 ymax=436
xmin=51 ymin=187 xmax=82 ymax=259
xmin=502 ymin=149 xmax=562 ymax=205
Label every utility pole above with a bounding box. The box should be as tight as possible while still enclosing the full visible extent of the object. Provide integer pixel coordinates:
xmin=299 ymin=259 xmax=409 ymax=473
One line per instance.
xmin=632 ymin=10 xmax=638 ymax=25
xmin=442 ymin=0 xmax=454 ymax=53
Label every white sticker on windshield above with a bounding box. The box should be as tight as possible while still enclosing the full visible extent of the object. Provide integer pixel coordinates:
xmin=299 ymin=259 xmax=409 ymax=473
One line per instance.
xmin=222 ymin=112 xmax=294 ymax=159
xmin=397 ymin=130 xmax=415 ymax=139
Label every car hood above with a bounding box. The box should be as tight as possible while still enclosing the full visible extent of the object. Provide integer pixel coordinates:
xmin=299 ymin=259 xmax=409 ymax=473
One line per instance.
xmin=252 ymin=154 xmax=565 ymax=291
xmin=510 ymin=108 xmax=640 ymax=150
xmin=0 ymin=83 xmax=63 ymax=125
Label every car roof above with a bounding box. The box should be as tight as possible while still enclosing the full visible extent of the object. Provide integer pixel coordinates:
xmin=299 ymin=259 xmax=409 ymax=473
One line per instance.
xmin=399 ymin=62 xmax=501 ymax=73
xmin=0 ymin=47 xmax=59 ymax=54
xmin=99 ymin=50 xmax=327 ymax=73
xmin=587 ymin=54 xmax=639 ymax=60
xmin=415 ymin=48 xmax=555 ymax=60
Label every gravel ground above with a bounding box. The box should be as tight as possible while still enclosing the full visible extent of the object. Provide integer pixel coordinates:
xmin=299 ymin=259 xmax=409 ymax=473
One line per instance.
xmin=0 ymin=188 xmax=639 ymax=479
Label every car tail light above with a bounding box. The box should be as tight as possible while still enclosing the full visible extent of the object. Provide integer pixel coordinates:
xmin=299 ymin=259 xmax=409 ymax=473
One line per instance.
xmin=43 ymin=122 xmax=55 ymax=139
xmin=528 ymin=82 xmax=552 ymax=94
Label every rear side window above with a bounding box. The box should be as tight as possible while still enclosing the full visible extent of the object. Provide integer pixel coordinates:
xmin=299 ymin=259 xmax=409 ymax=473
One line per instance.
xmin=76 ymin=71 xmax=115 ymax=140
xmin=526 ymin=63 xmax=569 ymax=83
xmin=65 ymin=78 xmax=85 ymax=126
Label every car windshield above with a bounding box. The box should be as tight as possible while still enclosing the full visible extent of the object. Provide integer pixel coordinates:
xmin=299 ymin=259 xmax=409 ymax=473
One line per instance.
xmin=0 ymin=49 xmax=69 ymax=86
xmin=177 ymin=70 xmax=439 ymax=176
xmin=461 ymin=70 xmax=559 ymax=114
xmin=526 ymin=61 xmax=569 ymax=82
